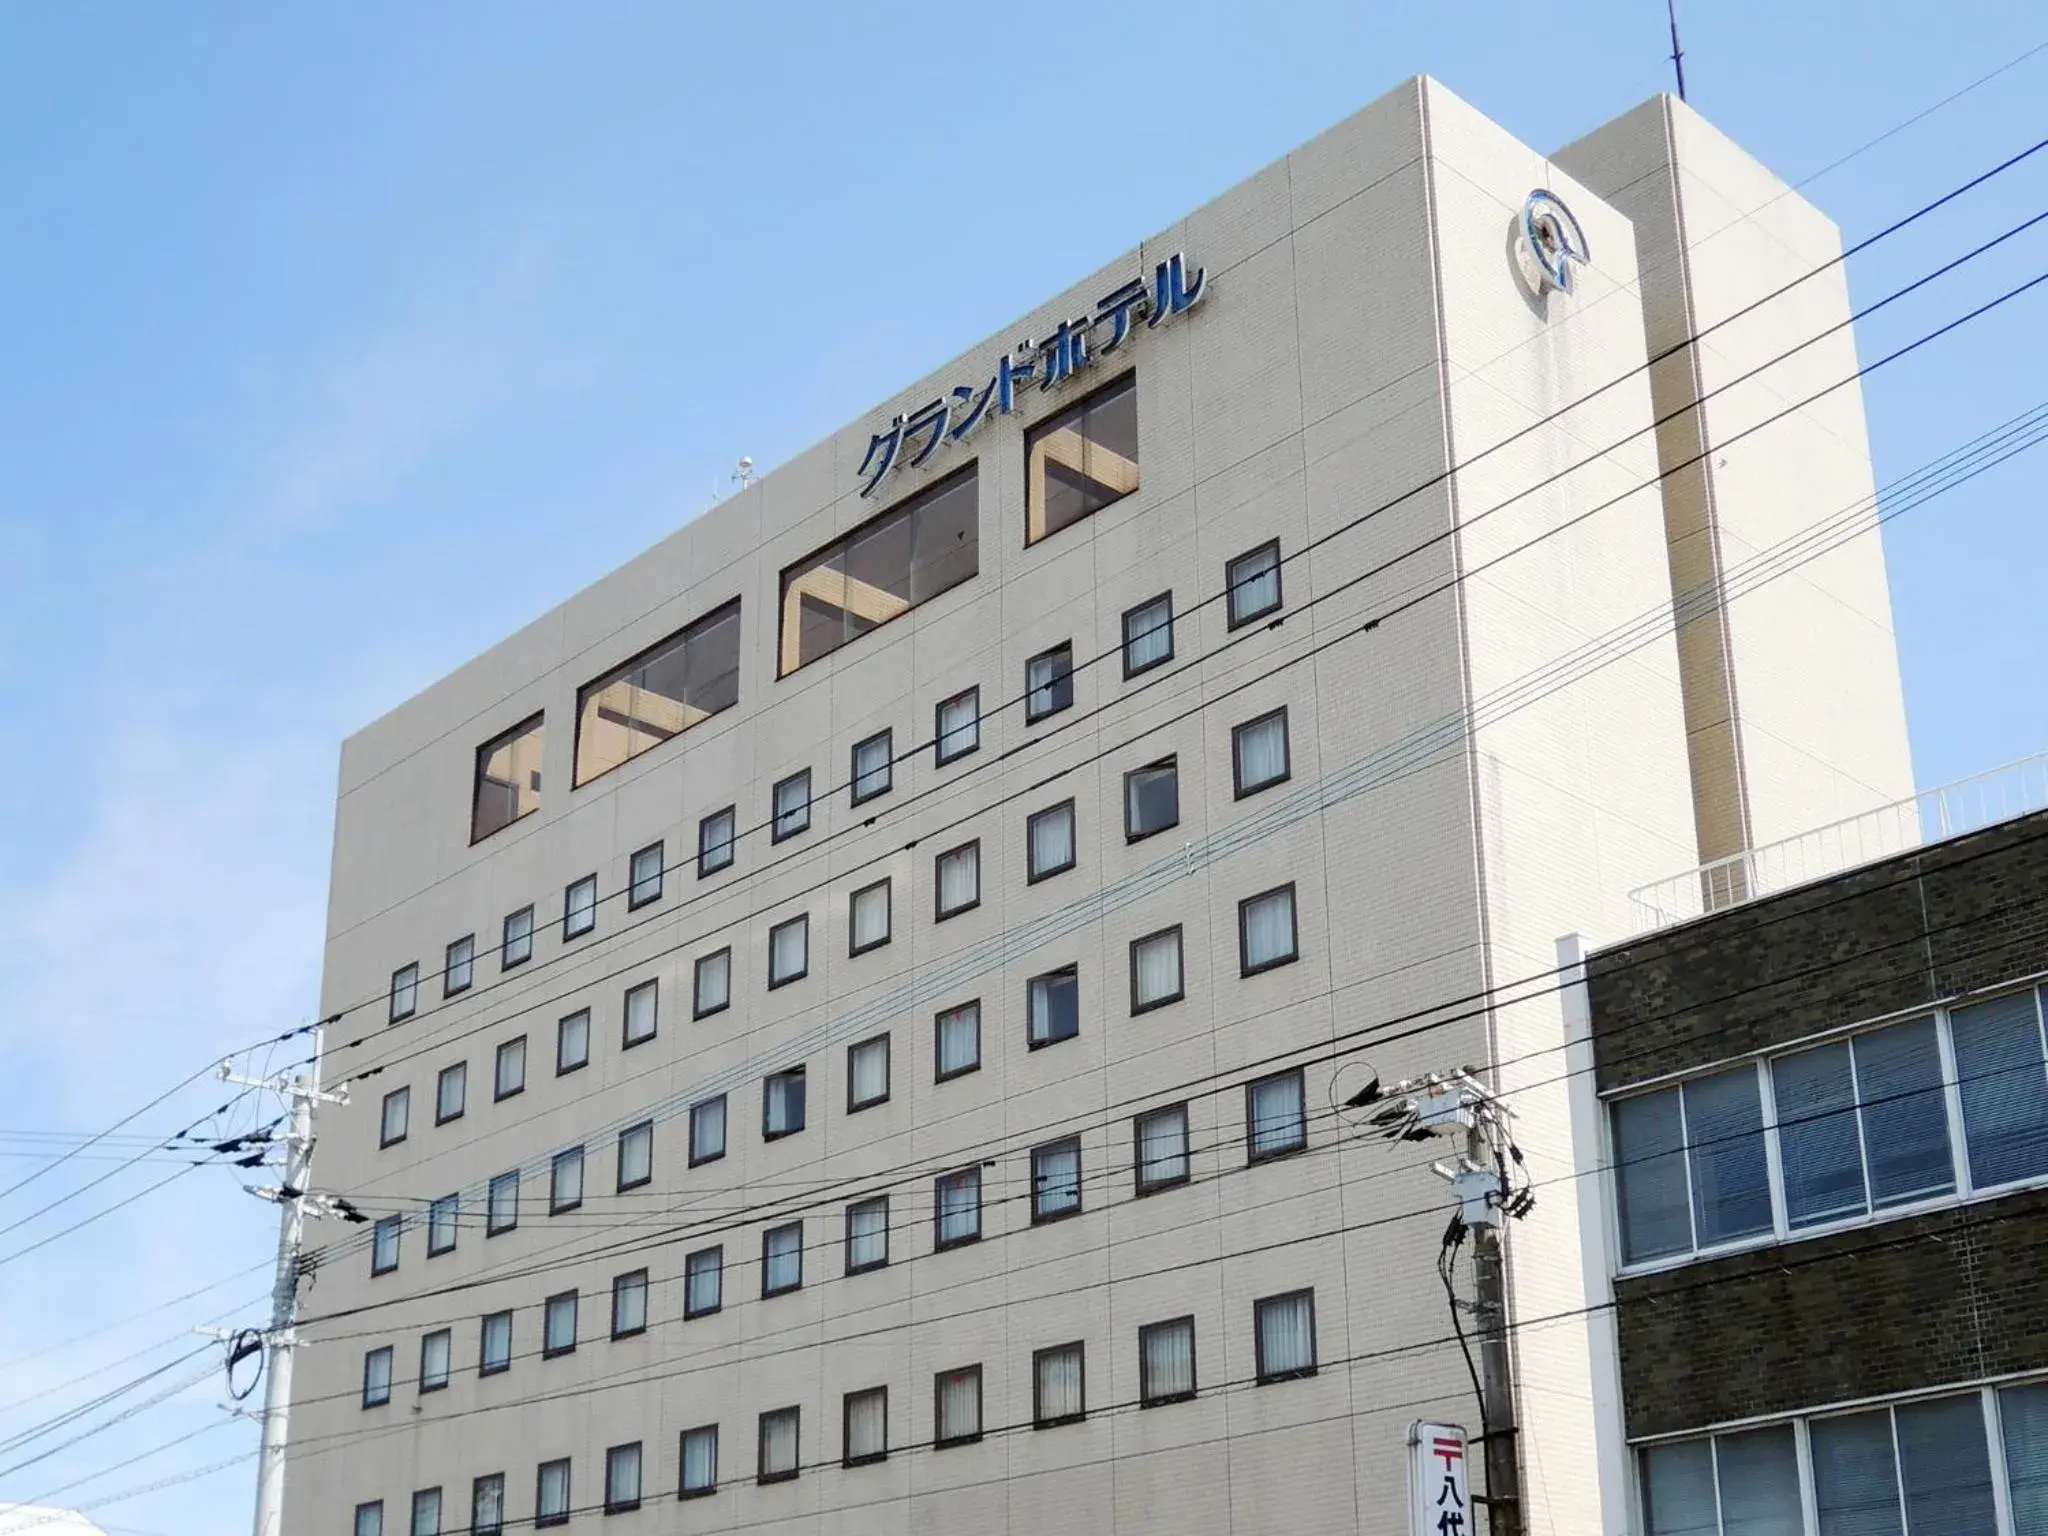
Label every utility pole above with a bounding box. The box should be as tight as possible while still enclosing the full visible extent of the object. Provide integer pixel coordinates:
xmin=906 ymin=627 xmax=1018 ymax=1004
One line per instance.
xmin=1467 ymin=1110 xmax=1523 ymax=1536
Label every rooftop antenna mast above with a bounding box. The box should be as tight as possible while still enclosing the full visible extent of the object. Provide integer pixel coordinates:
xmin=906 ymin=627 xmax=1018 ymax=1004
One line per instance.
xmin=1665 ymin=0 xmax=1689 ymax=101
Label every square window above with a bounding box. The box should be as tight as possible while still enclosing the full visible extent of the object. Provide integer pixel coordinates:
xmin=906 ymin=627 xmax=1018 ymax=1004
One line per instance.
xmin=772 ymin=770 xmax=812 ymax=843
xmin=1139 ymin=1316 xmax=1196 ymax=1405
xmin=693 ymin=948 xmax=731 ymax=1018
xmin=535 ymin=1458 xmax=571 ymax=1528
xmin=1121 ymin=592 xmax=1174 ymax=678
xmin=362 ymin=1345 xmax=393 ymax=1407
xmin=469 ymin=1475 xmax=504 ymax=1536
xmin=493 ymin=1036 xmax=526 ymax=1101
xmin=563 ymin=874 xmax=598 ymax=939
xmin=1135 ymin=1104 xmax=1191 ymax=1195
xmin=622 ymin=978 xmax=659 ymax=1048
xmin=1239 ymin=884 xmax=1299 ymax=974
xmin=1247 ymin=1070 xmax=1307 ymax=1162
xmin=758 ymin=1406 xmax=800 ymax=1484
xmin=1025 ymin=643 xmax=1074 ymax=723
xmin=409 ymin=1488 xmax=441 ymax=1536
xmin=698 ymin=806 xmax=737 ymax=876
xmin=1123 ymin=758 xmax=1179 ymax=841
xmin=1026 ymin=800 xmax=1077 ymax=882
xmin=443 ymin=935 xmax=474 ymax=997
xmin=550 ymin=1147 xmax=585 ymax=1215
xmin=768 ymin=914 xmax=809 ymax=988
xmin=389 ymin=963 xmax=419 ymax=1024
xmin=1232 ymin=708 xmax=1291 ymax=798
xmin=479 ymin=1311 xmax=512 ymax=1376
xmin=849 ymin=879 xmax=892 ymax=956
xmin=934 ymin=1167 xmax=981 ymax=1249
xmin=764 ymin=1066 xmax=807 ymax=1140
xmin=689 ymin=1095 xmax=727 ymax=1167
xmin=934 ymin=1365 xmax=983 ymax=1448
xmin=419 ymin=1329 xmax=451 ymax=1393
xmin=1028 ymin=966 xmax=1080 ymax=1049
xmin=679 ymin=1425 xmax=718 ymax=1498
xmin=542 ymin=1291 xmax=578 ymax=1358
xmin=427 ymin=1194 xmax=459 ymax=1256
xmin=935 ymin=687 xmax=980 ymax=766
xmin=380 ymin=1087 xmax=410 ymax=1148
xmin=356 ymin=1502 xmax=384 ymax=1536
xmin=472 ymin=714 xmax=544 ymax=844
xmin=1226 ymin=540 xmax=1283 ymax=628
xmin=611 ymin=1269 xmax=648 ymax=1339
xmin=1254 ymin=1289 xmax=1317 ymax=1382
xmin=1130 ymin=927 xmax=1185 ymax=1013
xmin=604 ymin=1442 xmax=643 ymax=1514
xmin=556 ymin=1011 xmax=590 ymax=1075
xmin=934 ymin=840 xmax=981 ymax=920
xmin=628 ymin=842 xmax=664 ymax=910
xmin=617 ymin=1121 xmax=653 ymax=1192
xmin=371 ymin=1216 xmax=401 ymax=1276
xmin=501 ymin=906 xmax=534 ymax=969
xmin=845 ymin=1195 xmax=889 ymax=1274
xmin=487 ymin=1172 xmax=520 ymax=1236
xmin=935 ymin=1001 xmax=981 ymax=1082
xmin=684 ymin=1246 xmax=724 ymax=1318
xmin=851 ymin=730 xmax=893 ymax=806
xmin=843 ymin=1386 xmax=888 ymax=1467
xmin=847 ymin=1035 xmax=890 ymax=1113
xmin=435 ymin=1062 xmax=467 ymax=1125
xmin=1033 ymin=1342 xmax=1085 ymax=1428
xmin=762 ymin=1221 xmax=803 ymax=1296
xmin=1031 ymin=1136 xmax=1082 ymax=1223
xmin=1025 ymin=371 xmax=1138 ymax=543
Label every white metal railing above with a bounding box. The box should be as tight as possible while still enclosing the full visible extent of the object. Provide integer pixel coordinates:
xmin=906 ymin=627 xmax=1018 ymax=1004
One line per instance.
xmin=1627 ymin=751 xmax=2048 ymax=933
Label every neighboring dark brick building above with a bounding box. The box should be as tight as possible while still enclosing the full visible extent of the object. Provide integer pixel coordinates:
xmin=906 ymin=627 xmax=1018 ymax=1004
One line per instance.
xmin=1585 ymin=810 xmax=2048 ymax=1533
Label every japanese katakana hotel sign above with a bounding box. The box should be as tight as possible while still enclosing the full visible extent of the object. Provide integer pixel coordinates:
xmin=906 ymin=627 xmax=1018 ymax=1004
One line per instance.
xmin=856 ymin=252 xmax=1205 ymax=497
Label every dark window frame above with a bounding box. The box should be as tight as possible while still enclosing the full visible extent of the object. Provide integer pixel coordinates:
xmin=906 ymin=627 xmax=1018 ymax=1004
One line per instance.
xmin=469 ymin=1475 xmax=505 ymax=1536
xmin=1032 ymin=1341 xmax=1087 ymax=1429
xmin=932 ymin=1364 xmax=984 ymax=1449
xmin=1030 ymin=1135 xmax=1083 ymax=1225
xmin=556 ymin=1010 xmax=590 ymax=1077
xmin=1123 ymin=757 xmax=1180 ymax=842
xmin=355 ymin=1502 xmax=384 ymax=1536
xmin=760 ymin=1221 xmax=804 ymax=1299
xmin=389 ymin=963 xmax=418 ymax=1025
xmin=379 ymin=1086 xmax=410 ymax=1149
xmin=1024 ymin=370 xmax=1139 ymax=546
xmin=1129 ymin=925 xmax=1186 ymax=1015
xmin=697 ymin=806 xmax=737 ymax=877
xmin=933 ymin=1167 xmax=982 ymax=1251
xmin=616 ymin=1120 xmax=654 ymax=1193
xmin=934 ymin=686 xmax=981 ymax=767
xmin=486 ymin=1171 xmax=520 ymax=1236
xmin=1231 ymin=706 xmax=1292 ymax=799
xmin=688 ymin=1096 xmax=727 ymax=1168
xmin=610 ymin=1268 xmax=649 ymax=1339
xmin=1027 ymin=965 xmax=1081 ymax=1050
xmin=770 ymin=768 xmax=813 ymax=844
xmin=478 ymin=1311 xmax=512 ymax=1377
xmin=850 ymin=729 xmax=894 ymax=807
xmin=1120 ymin=591 xmax=1175 ymax=679
xmin=362 ymin=1344 xmax=394 ymax=1408
xmin=678 ymin=1425 xmax=718 ymax=1499
xmin=692 ymin=947 xmax=732 ymax=1020
xmin=1025 ymin=798 xmax=1078 ymax=883
xmin=470 ymin=712 xmax=544 ymax=846
xmin=848 ymin=877 xmax=893 ymax=957
xmin=493 ymin=1036 xmax=527 ymax=1102
xmin=1138 ymin=1315 xmax=1198 ymax=1406
xmin=1253 ymin=1288 xmax=1320 ymax=1384
xmin=1226 ymin=539 xmax=1284 ymax=629
xmin=933 ymin=839 xmax=981 ymax=921
xmin=683 ymin=1246 xmax=724 ymax=1320
xmin=534 ymin=1458 xmax=572 ymax=1529
xmin=626 ymin=842 xmax=664 ymax=911
xmin=434 ymin=1062 xmax=467 ymax=1126
xmin=603 ymin=1440 xmax=644 ymax=1515
xmin=1134 ymin=1103 xmax=1193 ymax=1196
xmin=442 ymin=934 xmax=474 ymax=998
xmin=418 ymin=1328 xmax=452 ymax=1395
xmin=762 ymin=1065 xmax=807 ymax=1141
xmin=1238 ymin=882 xmax=1301 ymax=976
xmin=370 ymin=1216 xmax=400 ymax=1276
xmin=571 ymin=596 xmax=742 ymax=790
xmin=621 ymin=977 xmax=659 ymax=1050
xmin=500 ymin=906 xmax=534 ymax=970
xmin=842 ymin=1385 xmax=889 ymax=1468
xmin=844 ymin=1195 xmax=889 ymax=1276
xmin=756 ymin=1405 xmax=801 ymax=1485
xmin=846 ymin=1033 xmax=891 ymax=1114
xmin=1246 ymin=1068 xmax=1309 ymax=1165
xmin=1024 ymin=642 xmax=1075 ymax=724
xmin=549 ymin=1147 xmax=585 ymax=1216
xmin=427 ymin=1193 xmax=459 ymax=1257
xmin=934 ymin=1000 xmax=983 ymax=1083
xmin=541 ymin=1290 xmax=578 ymax=1360
xmin=562 ymin=873 xmax=598 ymax=941
xmin=767 ymin=914 xmax=810 ymax=989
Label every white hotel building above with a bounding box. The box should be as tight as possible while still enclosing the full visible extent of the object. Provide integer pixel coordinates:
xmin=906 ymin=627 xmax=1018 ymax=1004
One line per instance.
xmin=285 ymin=77 xmax=1914 ymax=1536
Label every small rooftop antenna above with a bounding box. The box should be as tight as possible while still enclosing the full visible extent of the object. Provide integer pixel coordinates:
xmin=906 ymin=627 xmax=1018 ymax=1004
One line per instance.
xmin=1665 ymin=0 xmax=1688 ymax=101
xmin=733 ymin=456 xmax=756 ymax=493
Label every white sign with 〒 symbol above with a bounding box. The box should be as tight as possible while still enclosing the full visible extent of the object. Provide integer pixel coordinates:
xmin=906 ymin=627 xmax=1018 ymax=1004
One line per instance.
xmin=1408 ymin=1420 xmax=1473 ymax=1536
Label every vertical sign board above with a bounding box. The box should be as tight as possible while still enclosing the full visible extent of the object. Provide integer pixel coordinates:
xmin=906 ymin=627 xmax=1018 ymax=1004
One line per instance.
xmin=1408 ymin=1421 xmax=1473 ymax=1536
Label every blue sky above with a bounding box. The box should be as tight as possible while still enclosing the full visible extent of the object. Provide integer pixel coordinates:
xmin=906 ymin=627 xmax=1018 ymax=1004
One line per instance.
xmin=2 ymin=3 xmax=2045 ymax=1529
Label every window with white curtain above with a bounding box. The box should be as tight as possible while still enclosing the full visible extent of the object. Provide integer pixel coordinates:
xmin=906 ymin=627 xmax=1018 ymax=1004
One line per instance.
xmin=1130 ymin=927 xmax=1185 ymax=1013
xmin=622 ymin=978 xmax=658 ymax=1048
xmin=680 ymin=1424 xmax=719 ymax=1497
xmin=435 ymin=1062 xmax=466 ymax=1124
xmin=1254 ymin=1290 xmax=1316 ymax=1382
xmin=1124 ymin=758 xmax=1179 ymax=840
xmin=1247 ymin=1070 xmax=1307 ymax=1162
xmin=502 ymin=906 xmax=534 ymax=969
xmin=493 ymin=1036 xmax=526 ymax=1101
xmin=698 ymin=806 xmax=736 ymax=876
xmin=1034 ymin=1342 xmax=1085 ymax=1427
xmin=556 ymin=1011 xmax=589 ymax=1075
xmin=934 ymin=1366 xmax=983 ymax=1447
xmin=1139 ymin=1317 xmax=1196 ymax=1405
xmin=486 ymin=1172 xmax=519 ymax=1236
xmin=362 ymin=1345 xmax=394 ymax=1407
xmin=542 ymin=1291 xmax=578 ymax=1358
xmin=1027 ymin=800 xmax=1077 ymax=882
xmin=629 ymin=842 xmax=664 ymax=909
xmin=848 ymin=1035 xmax=890 ymax=1112
xmin=1031 ymin=1137 xmax=1082 ymax=1222
xmin=758 ymin=1407 xmax=800 ymax=1482
xmin=693 ymin=948 xmax=731 ymax=1018
xmin=845 ymin=1196 xmax=889 ymax=1273
xmin=843 ymin=1387 xmax=889 ymax=1466
xmin=1226 ymin=540 xmax=1283 ymax=628
xmin=535 ymin=1459 xmax=571 ymax=1527
xmin=935 ymin=840 xmax=980 ymax=919
xmin=763 ymin=1066 xmax=807 ymax=1140
xmin=371 ymin=1216 xmax=400 ymax=1275
xmin=762 ymin=1222 xmax=803 ymax=1296
xmin=935 ymin=1001 xmax=981 ymax=1080
xmin=563 ymin=873 xmax=597 ymax=939
xmin=468 ymin=1475 xmax=503 ymax=1536
xmin=684 ymin=1247 xmax=723 ymax=1318
xmin=1239 ymin=885 xmax=1299 ymax=974
xmin=427 ymin=1194 xmax=458 ymax=1257
xmin=851 ymin=730 xmax=893 ymax=805
xmin=356 ymin=1501 xmax=383 ymax=1536
xmin=549 ymin=1146 xmax=584 ymax=1214
xmin=690 ymin=1095 xmax=727 ymax=1166
xmin=935 ymin=1168 xmax=981 ymax=1249
xmin=772 ymin=769 xmax=812 ymax=842
xmin=768 ymin=914 xmax=809 ymax=987
xmin=419 ymin=1329 xmax=451 ymax=1392
xmin=604 ymin=1443 xmax=643 ymax=1514
xmin=1135 ymin=1104 xmax=1191 ymax=1194
xmin=1025 ymin=644 xmax=1074 ymax=723
xmin=935 ymin=687 xmax=981 ymax=766
xmin=380 ymin=1087 xmax=410 ymax=1148
xmin=389 ymin=963 xmax=419 ymax=1024
xmin=610 ymin=1269 xmax=648 ymax=1338
xmin=443 ymin=935 xmax=474 ymax=997
xmin=1231 ymin=707 xmax=1291 ymax=797
xmin=617 ymin=1121 xmax=653 ymax=1192
xmin=1121 ymin=593 xmax=1174 ymax=677
xmin=409 ymin=1488 xmax=440 ymax=1536
xmin=850 ymin=879 xmax=892 ymax=955
xmin=479 ymin=1312 xmax=511 ymax=1376
xmin=1029 ymin=966 xmax=1080 ymax=1048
